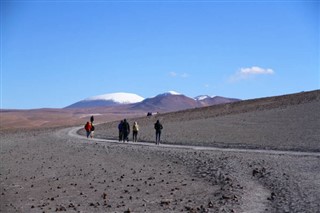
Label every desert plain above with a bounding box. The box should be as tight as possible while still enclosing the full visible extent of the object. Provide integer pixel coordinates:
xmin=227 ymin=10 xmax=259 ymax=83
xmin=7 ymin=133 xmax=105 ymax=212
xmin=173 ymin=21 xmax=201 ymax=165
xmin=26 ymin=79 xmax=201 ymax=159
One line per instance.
xmin=1 ymin=90 xmax=320 ymax=213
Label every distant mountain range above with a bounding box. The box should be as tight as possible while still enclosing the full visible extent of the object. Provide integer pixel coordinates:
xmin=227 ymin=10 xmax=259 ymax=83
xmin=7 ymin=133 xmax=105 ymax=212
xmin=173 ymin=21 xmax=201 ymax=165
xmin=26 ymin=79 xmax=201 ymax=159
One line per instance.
xmin=65 ymin=91 xmax=240 ymax=112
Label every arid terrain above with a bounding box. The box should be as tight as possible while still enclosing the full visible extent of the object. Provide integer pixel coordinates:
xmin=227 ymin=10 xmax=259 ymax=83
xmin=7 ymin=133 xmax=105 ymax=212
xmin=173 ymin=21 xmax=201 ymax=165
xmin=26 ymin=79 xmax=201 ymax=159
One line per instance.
xmin=1 ymin=90 xmax=320 ymax=212
xmin=0 ymin=106 xmax=146 ymax=130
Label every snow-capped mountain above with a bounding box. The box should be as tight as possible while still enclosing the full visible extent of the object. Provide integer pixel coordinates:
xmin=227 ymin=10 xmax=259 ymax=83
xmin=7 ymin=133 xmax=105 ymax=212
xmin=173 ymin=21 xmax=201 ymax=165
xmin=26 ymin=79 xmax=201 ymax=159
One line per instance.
xmin=131 ymin=91 xmax=197 ymax=111
xmin=65 ymin=92 xmax=144 ymax=108
xmin=65 ymin=91 xmax=240 ymax=111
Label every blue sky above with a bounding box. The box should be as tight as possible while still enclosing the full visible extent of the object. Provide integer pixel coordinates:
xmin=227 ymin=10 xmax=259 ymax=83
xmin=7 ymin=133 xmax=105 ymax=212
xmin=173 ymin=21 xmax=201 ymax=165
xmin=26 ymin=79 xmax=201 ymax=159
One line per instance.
xmin=1 ymin=1 xmax=319 ymax=109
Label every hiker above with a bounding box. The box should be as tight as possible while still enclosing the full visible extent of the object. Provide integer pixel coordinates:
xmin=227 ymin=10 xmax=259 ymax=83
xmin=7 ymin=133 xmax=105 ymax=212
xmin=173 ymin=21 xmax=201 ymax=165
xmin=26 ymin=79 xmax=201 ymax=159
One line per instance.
xmin=118 ymin=120 xmax=124 ymax=141
xmin=84 ymin=121 xmax=92 ymax=138
xmin=132 ymin=121 xmax=139 ymax=142
xmin=154 ymin=120 xmax=163 ymax=145
xmin=90 ymin=115 xmax=94 ymax=123
xmin=122 ymin=119 xmax=130 ymax=142
xmin=90 ymin=123 xmax=95 ymax=138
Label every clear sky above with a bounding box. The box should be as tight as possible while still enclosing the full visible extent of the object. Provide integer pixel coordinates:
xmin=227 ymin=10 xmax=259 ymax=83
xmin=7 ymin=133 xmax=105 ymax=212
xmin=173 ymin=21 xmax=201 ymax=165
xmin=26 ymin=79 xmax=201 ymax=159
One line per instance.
xmin=1 ymin=0 xmax=319 ymax=109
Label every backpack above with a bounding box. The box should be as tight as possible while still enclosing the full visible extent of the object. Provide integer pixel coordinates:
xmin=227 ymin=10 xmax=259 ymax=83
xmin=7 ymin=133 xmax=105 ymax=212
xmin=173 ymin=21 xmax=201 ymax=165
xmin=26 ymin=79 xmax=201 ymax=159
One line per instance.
xmin=91 ymin=125 xmax=95 ymax=131
xmin=133 ymin=124 xmax=139 ymax=132
xmin=154 ymin=122 xmax=163 ymax=131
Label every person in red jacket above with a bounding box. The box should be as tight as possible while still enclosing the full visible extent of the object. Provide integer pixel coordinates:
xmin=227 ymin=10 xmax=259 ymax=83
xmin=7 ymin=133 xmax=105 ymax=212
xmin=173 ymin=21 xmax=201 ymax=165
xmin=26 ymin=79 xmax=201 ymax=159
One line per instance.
xmin=84 ymin=121 xmax=92 ymax=138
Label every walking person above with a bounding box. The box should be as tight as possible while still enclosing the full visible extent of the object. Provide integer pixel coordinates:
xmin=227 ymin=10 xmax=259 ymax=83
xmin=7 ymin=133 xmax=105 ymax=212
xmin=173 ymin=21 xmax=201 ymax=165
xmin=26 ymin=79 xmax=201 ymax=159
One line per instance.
xmin=84 ymin=121 xmax=92 ymax=138
xmin=154 ymin=120 xmax=163 ymax=145
xmin=118 ymin=120 xmax=123 ymax=141
xmin=122 ymin=119 xmax=130 ymax=142
xmin=90 ymin=115 xmax=94 ymax=124
xmin=90 ymin=123 xmax=95 ymax=138
xmin=132 ymin=121 xmax=139 ymax=142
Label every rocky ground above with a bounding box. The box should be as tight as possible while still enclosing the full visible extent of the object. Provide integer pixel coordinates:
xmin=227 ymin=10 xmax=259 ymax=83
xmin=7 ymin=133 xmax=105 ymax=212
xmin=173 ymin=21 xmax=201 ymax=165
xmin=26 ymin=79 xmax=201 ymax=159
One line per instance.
xmin=1 ymin=90 xmax=320 ymax=212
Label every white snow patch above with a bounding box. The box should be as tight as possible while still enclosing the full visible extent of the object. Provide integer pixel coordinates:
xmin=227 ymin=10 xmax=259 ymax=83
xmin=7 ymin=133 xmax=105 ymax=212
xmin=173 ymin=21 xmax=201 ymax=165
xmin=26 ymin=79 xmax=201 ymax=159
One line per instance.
xmin=167 ymin=91 xmax=181 ymax=95
xmin=194 ymin=95 xmax=210 ymax=101
xmin=159 ymin=91 xmax=181 ymax=96
xmin=84 ymin=92 xmax=144 ymax=104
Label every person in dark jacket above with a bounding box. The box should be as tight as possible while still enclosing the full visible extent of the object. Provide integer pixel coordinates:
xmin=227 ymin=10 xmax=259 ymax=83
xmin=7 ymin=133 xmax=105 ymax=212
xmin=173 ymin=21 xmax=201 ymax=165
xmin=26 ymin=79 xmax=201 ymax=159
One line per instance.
xmin=118 ymin=120 xmax=123 ymax=141
xmin=154 ymin=120 xmax=163 ymax=145
xmin=122 ymin=119 xmax=130 ymax=142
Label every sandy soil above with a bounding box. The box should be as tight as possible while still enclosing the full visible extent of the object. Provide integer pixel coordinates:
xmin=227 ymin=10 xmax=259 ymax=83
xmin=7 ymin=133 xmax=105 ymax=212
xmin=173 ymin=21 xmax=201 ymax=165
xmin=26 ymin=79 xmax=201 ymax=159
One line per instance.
xmin=1 ymin=91 xmax=320 ymax=212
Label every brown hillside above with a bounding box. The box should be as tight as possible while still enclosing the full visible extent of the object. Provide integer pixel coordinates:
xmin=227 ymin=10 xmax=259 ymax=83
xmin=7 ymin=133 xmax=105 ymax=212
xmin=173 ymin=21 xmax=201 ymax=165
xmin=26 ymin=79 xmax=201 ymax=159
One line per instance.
xmin=90 ymin=90 xmax=320 ymax=152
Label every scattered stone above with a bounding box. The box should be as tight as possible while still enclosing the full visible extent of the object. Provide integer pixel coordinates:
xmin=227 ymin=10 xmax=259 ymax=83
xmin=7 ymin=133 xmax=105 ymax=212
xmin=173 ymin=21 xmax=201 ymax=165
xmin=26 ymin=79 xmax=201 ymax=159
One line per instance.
xmin=55 ymin=205 xmax=67 ymax=211
xmin=208 ymin=201 xmax=214 ymax=208
xmin=160 ymin=200 xmax=171 ymax=206
xmin=268 ymin=192 xmax=276 ymax=201
xmin=222 ymin=195 xmax=232 ymax=200
xmin=252 ymin=168 xmax=259 ymax=176
xmin=252 ymin=167 xmax=266 ymax=178
xmin=124 ymin=208 xmax=131 ymax=213
xmin=102 ymin=192 xmax=107 ymax=199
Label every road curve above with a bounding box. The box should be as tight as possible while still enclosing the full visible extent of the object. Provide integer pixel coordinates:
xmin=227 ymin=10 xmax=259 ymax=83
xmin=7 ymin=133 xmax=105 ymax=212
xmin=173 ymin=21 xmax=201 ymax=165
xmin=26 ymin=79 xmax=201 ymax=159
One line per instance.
xmin=68 ymin=126 xmax=320 ymax=157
